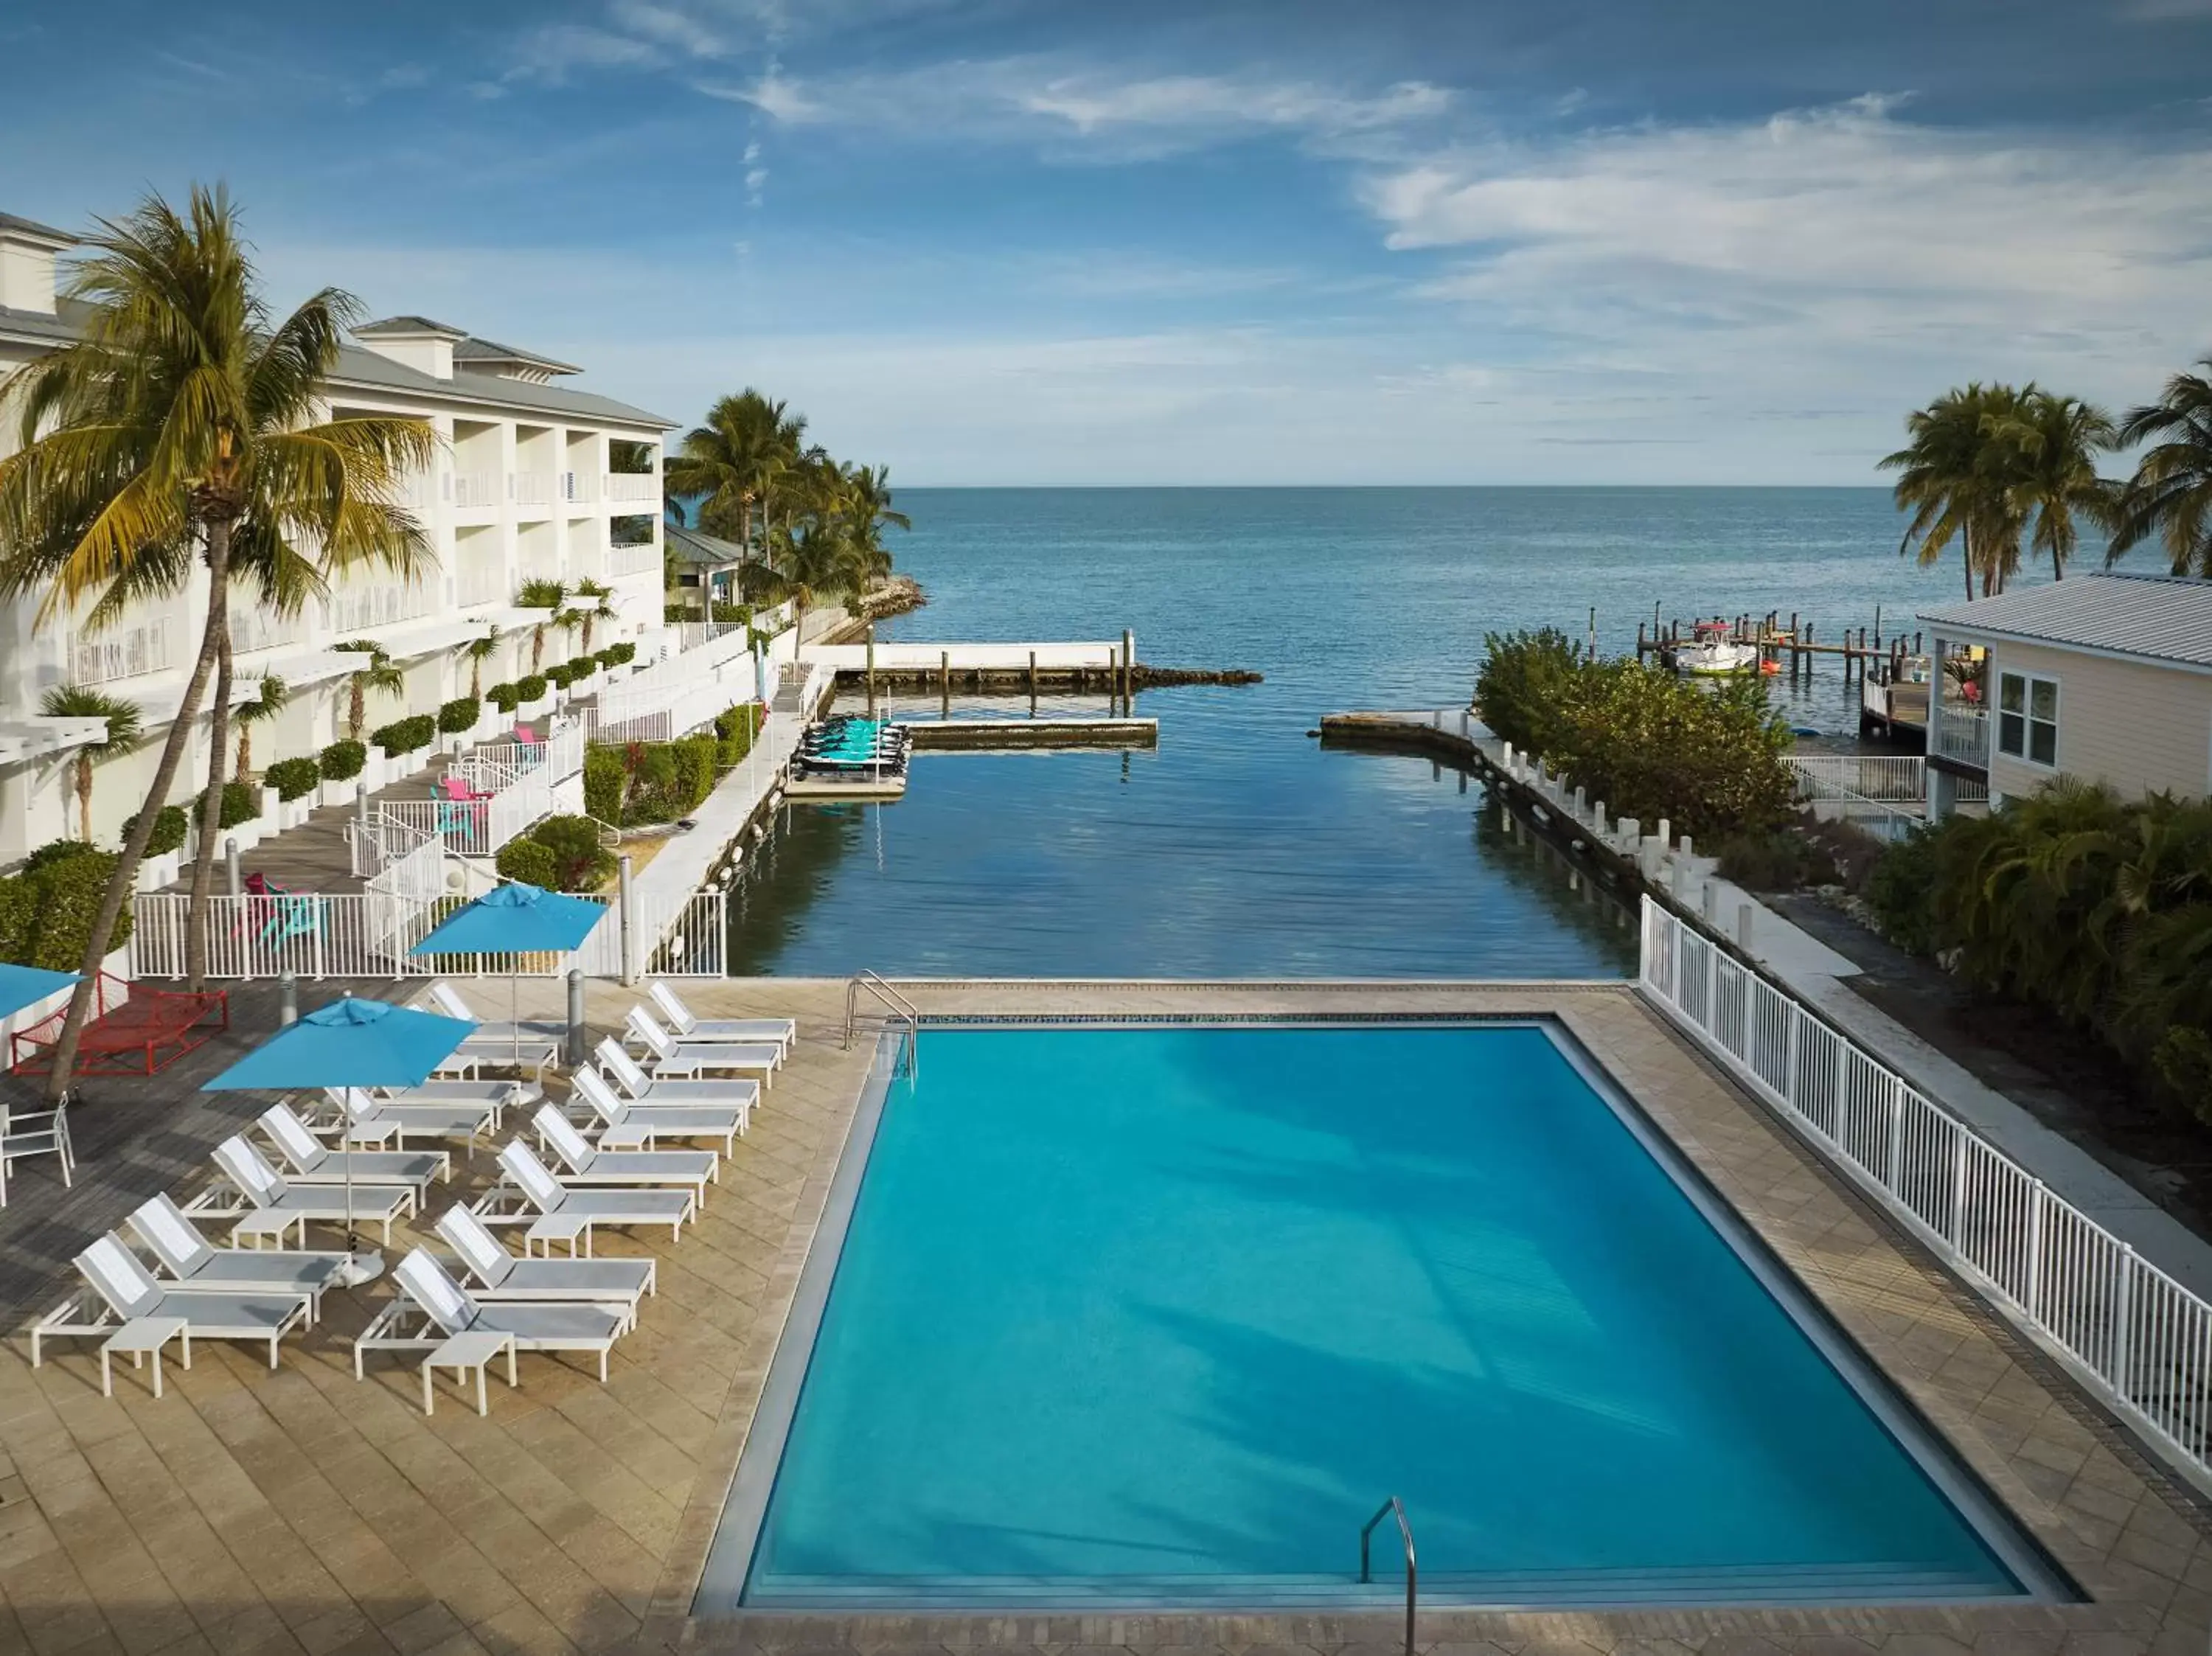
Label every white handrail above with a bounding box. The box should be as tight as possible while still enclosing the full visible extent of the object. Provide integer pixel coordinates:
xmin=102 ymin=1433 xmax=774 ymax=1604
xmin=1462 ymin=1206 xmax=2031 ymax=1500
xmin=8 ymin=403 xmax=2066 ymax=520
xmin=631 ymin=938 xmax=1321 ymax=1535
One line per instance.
xmin=1638 ymin=895 xmax=2212 ymax=1497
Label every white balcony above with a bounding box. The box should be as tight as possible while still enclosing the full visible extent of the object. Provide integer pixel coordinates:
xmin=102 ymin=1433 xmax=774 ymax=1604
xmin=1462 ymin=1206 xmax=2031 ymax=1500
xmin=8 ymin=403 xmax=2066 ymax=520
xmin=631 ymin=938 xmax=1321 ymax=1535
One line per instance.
xmin=453 ymin=470 xmax=499 ymax=509
xmin=456 ymin=560 xmax=507 ymax=610
xmin=512 ymin=471 xmax=554 ymax=511
xmin=229 ymin=605 xmax=304 ymax=656
xmin=327 ymin=578 xmax=439 ymax=635
xmin=608 ymin=539 xmax=661 ymax=579
xmin=1938 ymin=703 xmax=1989 ymax=768
xmin=67 ymin=618 xmax=172 ymax=685
xmin=560 ymin=470 xmax=597 ymax=506
xmin=604 ymin=473 xmax=660 ymax=505
xmin=392 ymin=471 xmax=442 ymax=511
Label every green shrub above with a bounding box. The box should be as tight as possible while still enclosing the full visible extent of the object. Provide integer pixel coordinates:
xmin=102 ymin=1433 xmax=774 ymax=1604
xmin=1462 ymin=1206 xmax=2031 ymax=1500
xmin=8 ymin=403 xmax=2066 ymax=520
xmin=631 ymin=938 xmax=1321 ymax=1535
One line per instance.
xmin=320 ymin=740 xmax=366 ymax=782
xmin=1475 ymin=627 xmax=1586 ymax=759
xmin=530 ymin=815 xmax=615 ymax=891
xmin=1865 ymin=827 xmax=1945 ymax=956
xmin=486 ymin=682 xmax=521 ymax=714
xmin=603 ymin=642 xmax=636 ymax=667
xmin=567 ymin=655 xmax=597 ymax=678
xmin=371 ymin=714 xmax=436 ymax=756
xmin=1714 ymin=829 xmax=1836 ymax=893
xmin=265 ymin=756 xmax=321 ymax=801
xmin=196 ymin=780 xmax=259 ymax=830
xmin=437 ymin=696 xmax=481 ymax=735
xmin=713 ymin=702 xmax=761 ymax=766
xmin=23 ymin=839 xmax=100 ymax=874
xmin=515 ymin=673 xmax=548 ymax=703
xmin=711 ymin=602 xmax=751 ymax=625
xmin=0 ymin=851 xmax=131 ymax=970
xmin=122 ymin=804 xmax=189 ymax=857
xmin=543 ymin=662 xmax=577 ymax=689
xmin=583 ymin=746 xmax=625 ymax=823
xmin=1472 ymin=633 xmax=1795 ymax=842
xmin=494 ymin=838 xmax=559 ymax=889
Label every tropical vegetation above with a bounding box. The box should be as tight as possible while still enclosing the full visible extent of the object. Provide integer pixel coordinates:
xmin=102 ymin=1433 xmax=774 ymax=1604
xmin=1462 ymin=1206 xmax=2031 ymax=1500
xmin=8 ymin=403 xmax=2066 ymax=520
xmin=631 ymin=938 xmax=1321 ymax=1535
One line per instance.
xmin=0 ymin=184 xmax=433 ymax=1054
xmin=493 ymin=815 xmax=615 ymax=894
xmin=663 ymin=387 xmax=908 ymax=633
xmin=1475 ymin=629 xmax=1797 ymax=841
xmin=2107 ymin=358 xmax=2212 ymax=577
xmin=232 ymin=673 xmax=286 ymax=780
xmin=1868 ymin=782 xmax=2212 ymax=1125
xmin=38 ymin=686 xmax=142 ymax=843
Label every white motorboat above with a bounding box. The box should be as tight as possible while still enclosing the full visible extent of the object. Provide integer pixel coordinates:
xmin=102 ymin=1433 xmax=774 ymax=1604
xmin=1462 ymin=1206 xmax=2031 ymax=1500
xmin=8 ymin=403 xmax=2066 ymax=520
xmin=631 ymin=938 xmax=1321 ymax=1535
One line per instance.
xmin=1675 ymin=636 xmax=1761 ymax=677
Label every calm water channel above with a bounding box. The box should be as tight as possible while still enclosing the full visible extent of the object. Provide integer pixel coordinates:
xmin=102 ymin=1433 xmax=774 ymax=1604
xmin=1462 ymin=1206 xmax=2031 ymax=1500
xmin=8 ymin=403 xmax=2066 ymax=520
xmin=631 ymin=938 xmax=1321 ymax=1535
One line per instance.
xmin=727 ymin=487 xmax=1972 ymax=978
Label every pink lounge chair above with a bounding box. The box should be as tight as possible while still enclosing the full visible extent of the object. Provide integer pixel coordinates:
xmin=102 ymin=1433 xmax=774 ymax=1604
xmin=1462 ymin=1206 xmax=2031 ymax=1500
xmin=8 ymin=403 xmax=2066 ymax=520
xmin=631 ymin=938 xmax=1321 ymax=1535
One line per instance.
xmin=440 ymin=774 xmax=491 ymax=804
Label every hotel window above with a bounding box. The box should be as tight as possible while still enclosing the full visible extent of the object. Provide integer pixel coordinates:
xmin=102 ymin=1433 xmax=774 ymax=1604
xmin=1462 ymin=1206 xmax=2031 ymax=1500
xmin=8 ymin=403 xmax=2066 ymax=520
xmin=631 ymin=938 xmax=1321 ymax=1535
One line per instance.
xmin=1997 ymin=670 xmax=2059 ymax=767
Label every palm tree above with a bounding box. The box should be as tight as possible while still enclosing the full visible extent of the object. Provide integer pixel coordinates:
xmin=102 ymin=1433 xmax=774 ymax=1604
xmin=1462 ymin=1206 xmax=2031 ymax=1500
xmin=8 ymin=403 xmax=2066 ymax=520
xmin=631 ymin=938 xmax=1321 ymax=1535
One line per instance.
xmin=1986 ymin=389 xmax=2118 ymax=582
xmin=334 ymin=641 xmax=405 ymax=739
xmin=39 ymin=686 xmax=143 ymax=843
xmin=1882 ymin=383 xmax=2031 ymax=599
xmin=566 ymin=578 xmax=616 ymax=653
xmin=0 ymin=186 xmax=432 ymax=1076
xmin=465 ymin=625 xmax=503 ymax=699
xmin=665 ymin=390 xmax=791 ymax=559
xmin=2110 ymin=359 xmax=2212 ymax=576
xmin=232 ymin=673 xmax=288 ymax=779
xmin=837 ymin=462 xmax=910 ymax=599
xmin=515 ymin=577 xmax=566 ymax=670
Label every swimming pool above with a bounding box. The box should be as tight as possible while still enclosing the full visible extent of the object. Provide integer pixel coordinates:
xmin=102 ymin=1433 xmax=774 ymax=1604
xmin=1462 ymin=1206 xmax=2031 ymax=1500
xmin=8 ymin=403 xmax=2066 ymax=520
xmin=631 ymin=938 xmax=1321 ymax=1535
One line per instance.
xmin=703 ymin=1022 xmax=2059 ymax=1610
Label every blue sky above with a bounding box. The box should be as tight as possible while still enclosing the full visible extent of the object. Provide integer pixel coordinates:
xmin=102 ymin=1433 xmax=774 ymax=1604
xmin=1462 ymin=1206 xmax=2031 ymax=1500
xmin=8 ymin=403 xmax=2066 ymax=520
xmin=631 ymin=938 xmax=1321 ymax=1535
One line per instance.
xmin=4 ymin=0 xmax=2210 ymax=484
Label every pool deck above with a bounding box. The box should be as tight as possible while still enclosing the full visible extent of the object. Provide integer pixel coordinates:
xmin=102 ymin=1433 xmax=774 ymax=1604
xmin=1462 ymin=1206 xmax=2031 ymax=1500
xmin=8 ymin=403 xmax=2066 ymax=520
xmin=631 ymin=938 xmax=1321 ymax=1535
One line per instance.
xmin=4 ymin=978 xmax=2211 ymax=1656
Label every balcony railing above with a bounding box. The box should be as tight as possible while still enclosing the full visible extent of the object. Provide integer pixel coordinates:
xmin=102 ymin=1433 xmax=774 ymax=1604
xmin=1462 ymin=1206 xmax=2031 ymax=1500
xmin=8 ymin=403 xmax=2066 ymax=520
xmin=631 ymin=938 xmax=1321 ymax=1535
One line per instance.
xmin=456 ymin=560 xmax=507 ymax=610
xmin=512 ymin=471 xmax=554 ymax=509
xmin=229 ymin=605 xmax=304 ymax=657
xmin=560 ymin=471 xmax=597 ymax=505
xmin=604 ymin=473 xmax=660 ymax=504
xmin=608 ymin=539 xmax=661 ymax=579
xmin=453 ymin=470 xmax=499 ymax=509
xmin=68 ymin=619 xmax=172 ymax=685
xmin=1938 ymin=703 xmax=1989 ymax=768
xmin=326 ymin=579 xmax=438 ymax=634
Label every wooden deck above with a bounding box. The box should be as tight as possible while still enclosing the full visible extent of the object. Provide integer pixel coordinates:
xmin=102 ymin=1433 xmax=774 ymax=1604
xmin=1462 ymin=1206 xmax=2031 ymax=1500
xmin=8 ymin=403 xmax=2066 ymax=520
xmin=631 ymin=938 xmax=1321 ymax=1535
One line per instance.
xmin=160 ymin=752 xmax=469 ymax=897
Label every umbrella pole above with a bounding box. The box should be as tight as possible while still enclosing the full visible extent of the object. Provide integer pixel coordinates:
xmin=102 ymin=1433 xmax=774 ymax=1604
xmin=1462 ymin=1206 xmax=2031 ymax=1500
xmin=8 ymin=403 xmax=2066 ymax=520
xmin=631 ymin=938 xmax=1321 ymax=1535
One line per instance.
xmin=512 ymin=972 xmax=521 ymax=1072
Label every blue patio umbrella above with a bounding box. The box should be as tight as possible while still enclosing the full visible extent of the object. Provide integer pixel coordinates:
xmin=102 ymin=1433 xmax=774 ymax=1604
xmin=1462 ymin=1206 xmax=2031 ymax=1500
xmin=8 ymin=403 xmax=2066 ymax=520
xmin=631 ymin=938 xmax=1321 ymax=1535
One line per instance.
xmin=204 ymin=995 xmax=476 ymax=1282
xmin=408 ymin=882 xmax=609 ymax=1067
xmin=0 ymin=964 xmax=77 ymax=1024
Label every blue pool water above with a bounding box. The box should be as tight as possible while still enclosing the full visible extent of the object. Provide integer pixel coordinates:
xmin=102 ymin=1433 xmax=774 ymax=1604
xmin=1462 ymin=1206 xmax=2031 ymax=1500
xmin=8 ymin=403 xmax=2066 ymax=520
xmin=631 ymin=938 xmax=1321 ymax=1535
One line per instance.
xmin=717 ymin=1024 xmax=2039 ymax=1609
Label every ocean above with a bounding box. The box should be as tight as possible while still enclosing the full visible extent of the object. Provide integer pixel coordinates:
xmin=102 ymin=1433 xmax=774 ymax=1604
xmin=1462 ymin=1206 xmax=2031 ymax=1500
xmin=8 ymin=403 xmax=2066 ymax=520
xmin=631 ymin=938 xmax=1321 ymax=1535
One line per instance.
xmin=728 ymin=487 xmax=1972 ymax=978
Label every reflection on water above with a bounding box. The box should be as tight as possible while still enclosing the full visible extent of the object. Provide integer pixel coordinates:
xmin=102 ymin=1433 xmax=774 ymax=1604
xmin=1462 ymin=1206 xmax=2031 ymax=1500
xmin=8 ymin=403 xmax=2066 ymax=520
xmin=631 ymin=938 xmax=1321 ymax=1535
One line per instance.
xmin=728 ymin=702 xmax=1636 ymax=978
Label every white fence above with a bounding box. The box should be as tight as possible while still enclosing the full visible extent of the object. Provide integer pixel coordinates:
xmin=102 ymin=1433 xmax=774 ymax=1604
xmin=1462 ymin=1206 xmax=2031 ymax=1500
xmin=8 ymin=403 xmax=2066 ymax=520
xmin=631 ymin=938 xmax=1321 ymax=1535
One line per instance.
xmin=1787 ymin=754 xmax=1925 ymax=800
xmin=1640 ymin=897 xmax=2212 ymax=1493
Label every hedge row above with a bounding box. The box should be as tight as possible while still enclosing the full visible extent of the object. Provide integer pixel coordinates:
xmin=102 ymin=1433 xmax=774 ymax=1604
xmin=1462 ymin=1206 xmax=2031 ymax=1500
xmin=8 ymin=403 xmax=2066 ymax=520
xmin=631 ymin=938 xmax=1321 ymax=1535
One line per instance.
xmin=371 ymin=714 xmax=436 ymax=757
xmin=494 ymin=815 xmax=615 ymax=893
xmin=0 ymin=850 xmax=131 ymax=971
xmin=584 ymin=736 xmax=717 ymax=827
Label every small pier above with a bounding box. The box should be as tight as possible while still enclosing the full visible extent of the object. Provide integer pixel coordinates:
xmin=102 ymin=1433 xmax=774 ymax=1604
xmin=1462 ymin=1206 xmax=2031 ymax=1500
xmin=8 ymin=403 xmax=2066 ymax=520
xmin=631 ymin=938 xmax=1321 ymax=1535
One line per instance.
xmin=907 ymin=717 xmax=1157 ymax=751
xmin=1636 ymin=607 xmax=1933 ymax=743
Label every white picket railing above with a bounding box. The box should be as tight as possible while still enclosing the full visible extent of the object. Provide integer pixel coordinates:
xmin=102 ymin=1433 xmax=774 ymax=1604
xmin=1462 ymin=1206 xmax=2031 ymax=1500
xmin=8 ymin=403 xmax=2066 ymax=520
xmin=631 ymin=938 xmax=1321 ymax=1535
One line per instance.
xmin=1787 ymin=754 xmax=1925 ymax=801
xmin=1639 ymin=897 xmax=2212 ymax=1493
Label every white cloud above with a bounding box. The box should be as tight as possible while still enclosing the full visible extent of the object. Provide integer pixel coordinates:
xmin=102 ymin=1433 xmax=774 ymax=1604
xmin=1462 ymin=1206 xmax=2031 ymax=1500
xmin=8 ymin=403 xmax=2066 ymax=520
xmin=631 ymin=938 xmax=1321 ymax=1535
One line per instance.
xmin=698 ymin=67 xmax=818 ymax=121
xmin=1360 ymin=97 xmax=2212 ymax=431
xmin=1015 ymin=74 xmax=1450 ymax=137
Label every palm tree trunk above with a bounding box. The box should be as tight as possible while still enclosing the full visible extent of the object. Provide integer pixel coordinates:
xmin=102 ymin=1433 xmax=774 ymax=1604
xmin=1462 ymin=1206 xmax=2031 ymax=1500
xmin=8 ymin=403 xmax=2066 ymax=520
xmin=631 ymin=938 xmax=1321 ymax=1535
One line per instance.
xmin=1964 ymin=523 xmax=1975 ymax=601
xmin=77 ymin=756 xmax=93 ymax=843
xmin=43 ymin=520 xmax=229 ymax=1102
xmin=185 ymin=585 xmax=236 ymax=989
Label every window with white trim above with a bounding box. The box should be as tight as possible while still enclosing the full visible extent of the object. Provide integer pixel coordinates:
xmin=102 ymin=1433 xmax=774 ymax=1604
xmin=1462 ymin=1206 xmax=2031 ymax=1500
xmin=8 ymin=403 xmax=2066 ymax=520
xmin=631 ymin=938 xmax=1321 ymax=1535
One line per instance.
xmin=1997 ymin=670 xmax=2059 ymax=768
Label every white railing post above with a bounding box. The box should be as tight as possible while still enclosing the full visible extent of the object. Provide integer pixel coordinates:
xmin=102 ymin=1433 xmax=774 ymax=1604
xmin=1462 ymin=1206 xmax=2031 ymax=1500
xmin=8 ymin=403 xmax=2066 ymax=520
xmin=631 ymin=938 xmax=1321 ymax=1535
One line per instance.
xmin=2024 ymin=1182 xmax=2046 ymax=1322
xmin=2112 ymin=1247 xmax=2136 ymax=1391
xmin=1783 ymin=1001 xmax=1801 ymax=1110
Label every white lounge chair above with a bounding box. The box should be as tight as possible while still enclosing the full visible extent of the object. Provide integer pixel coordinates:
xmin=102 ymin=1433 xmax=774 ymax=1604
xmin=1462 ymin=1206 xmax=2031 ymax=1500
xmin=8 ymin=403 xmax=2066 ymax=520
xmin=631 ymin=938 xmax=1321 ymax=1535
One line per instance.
xmin=1 ymin=1094 xmax=74 ymax=1207
xmin=194 ymin=1136 xmax=417 ymax=1245
xmin=646 ymin=982 xmax=796 ymax=1056
xmin=127 ymin=1193 xmax=349 ymax=1317
xmin=594 ymin=1039 xmax=761 ymax=1112
xmin=532 ymin=1104 xmax=717 ymax=1206
xmin=38 ymin=1236 xmax=311 ymax=1371
xmin=423 ymin=982 xmax=562 ymax=1079
xmin=623 ymin=1008 xmax=779 ymax=1087
xmin=354 ymin=1248 xmax=632 ymax=1383
xmin=475 ymin=1141 xmax=693 ymax=1243
xmin=434 ymin=1206 xmax=654 ymax=1312
xmin=572 ymin=1065 xmax=746 ymax=1154
xmin=322 ymin=1087 xmax=507 ymax=1154
xmin=257 ymin=1103 xmax=449 ymax=1194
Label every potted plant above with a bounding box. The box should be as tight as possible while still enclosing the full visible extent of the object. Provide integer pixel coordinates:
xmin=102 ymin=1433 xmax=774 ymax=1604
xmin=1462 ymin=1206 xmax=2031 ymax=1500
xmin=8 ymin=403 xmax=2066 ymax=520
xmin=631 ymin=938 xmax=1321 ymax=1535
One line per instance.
xmin=319 ymin=738 xmax=367 ymax=809
xmin=265 ymin=756 xmax=321 ymax=828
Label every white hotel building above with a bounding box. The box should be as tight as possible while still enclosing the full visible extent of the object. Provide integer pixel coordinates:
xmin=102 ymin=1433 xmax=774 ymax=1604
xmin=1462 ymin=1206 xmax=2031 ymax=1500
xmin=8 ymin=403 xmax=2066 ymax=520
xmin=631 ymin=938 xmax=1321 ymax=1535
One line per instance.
xmin=0 ymin=209 xmax=675 ymax=866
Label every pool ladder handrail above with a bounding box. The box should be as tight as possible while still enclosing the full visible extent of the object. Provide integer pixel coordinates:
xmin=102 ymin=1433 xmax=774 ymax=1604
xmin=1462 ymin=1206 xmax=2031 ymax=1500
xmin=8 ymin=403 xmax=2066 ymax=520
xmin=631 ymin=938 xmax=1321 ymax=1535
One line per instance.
xmin=844 ymin=970 xmax=920 ymax=1076
xmin=1359 ymin=1495 xmax=1416 ymax=1656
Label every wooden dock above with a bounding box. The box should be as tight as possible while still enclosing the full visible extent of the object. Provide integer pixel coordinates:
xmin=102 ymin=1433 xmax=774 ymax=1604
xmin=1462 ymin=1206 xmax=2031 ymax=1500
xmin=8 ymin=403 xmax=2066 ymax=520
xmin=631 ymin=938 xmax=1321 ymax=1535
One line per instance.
xmin=1636 ymin=607 xmax=1927 ymax=682
xmin=905 ymin=717 xmax=1158 ymax=751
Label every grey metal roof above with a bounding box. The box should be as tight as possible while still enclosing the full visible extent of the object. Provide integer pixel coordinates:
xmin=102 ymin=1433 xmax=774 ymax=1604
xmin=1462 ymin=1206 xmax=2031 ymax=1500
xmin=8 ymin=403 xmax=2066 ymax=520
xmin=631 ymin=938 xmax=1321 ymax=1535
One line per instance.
xmin=1 ymin=299 xmax=672 ymax=428
xmin=453 ymin=335 xmax=581 ymax=375
xmin=355 ymin=314 xmax=469 ymax=339
xmin=664 ymin=523 xmax=745 ymax=567
xmin=0 ymin=212 xmax=74 ymax=244
xmin=1919 ymin=572 xmax=2212 ymax=669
